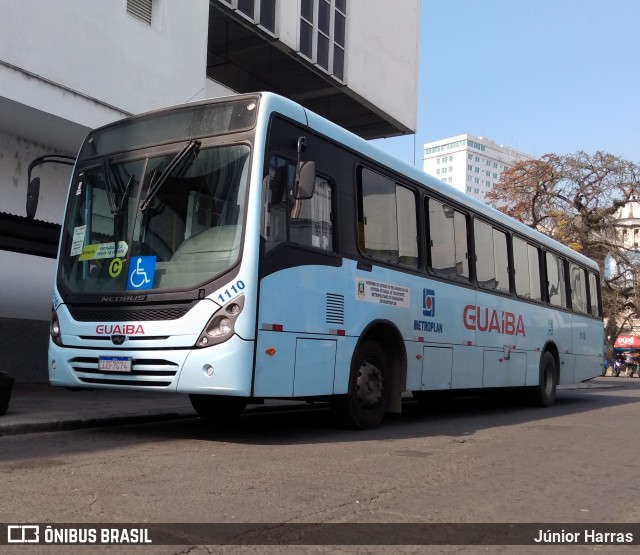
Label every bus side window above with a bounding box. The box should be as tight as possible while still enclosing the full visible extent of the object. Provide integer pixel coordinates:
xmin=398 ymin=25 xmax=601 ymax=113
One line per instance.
xmin=570 ymin=263 xmax=588 ymax=314
xmin=513 ymin=237 xmax=542 ymax=301
xmin=588 ymin=271 xmax=601 ymax=317
xmin=289 ymin=176 xmax=334 ymax=251
xmin=545 ymin=251 xmax=567 ymax=308
xmin=426 ymin=198 xmax=469 ymax=280
xmin=266 ymin=156 xmax=293 ymax=244
xmin=357 ymin=167 xmax=418 ymax=267
xmin=474 ymin=219 xmax=509 ymax=293
xmin=265 ymin=155 xmax=334 ymax=251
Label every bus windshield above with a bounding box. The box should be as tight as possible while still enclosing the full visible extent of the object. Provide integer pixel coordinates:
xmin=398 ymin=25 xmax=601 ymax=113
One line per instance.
xmin=59 ymin=143 xmax=250 ymax=294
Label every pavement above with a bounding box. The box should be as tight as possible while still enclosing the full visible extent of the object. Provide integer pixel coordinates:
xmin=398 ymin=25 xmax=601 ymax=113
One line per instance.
xmin=0 ymin=378 xmax=629 ymax=437
xmin=0 ymin=383 xmax=308 ymax=437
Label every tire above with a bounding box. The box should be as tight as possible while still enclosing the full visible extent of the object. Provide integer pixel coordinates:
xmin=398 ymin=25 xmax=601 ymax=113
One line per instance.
xmin=528 ymin=351 xmax=557 ymax=407
xmin=332 ymin=340 xmax=390 ymax=430
xmin=189 ymin=394 xmax=248 ymax=420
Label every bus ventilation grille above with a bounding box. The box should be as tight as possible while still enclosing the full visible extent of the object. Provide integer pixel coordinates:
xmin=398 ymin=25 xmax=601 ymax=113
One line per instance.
xmin=326 ymin=293 xmax=345 ymax=326
xmin=68 ymin=304 xmax=194 ymax=322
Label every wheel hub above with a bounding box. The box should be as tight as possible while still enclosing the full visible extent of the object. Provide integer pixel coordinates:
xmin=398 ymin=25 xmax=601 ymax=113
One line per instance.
xmin=357 ymin=360 xmax=383 ymax=407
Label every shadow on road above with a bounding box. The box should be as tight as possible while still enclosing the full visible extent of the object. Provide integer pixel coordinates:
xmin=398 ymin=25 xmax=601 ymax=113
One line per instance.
xmin=1 ymin=378 xmax=638 ymax=463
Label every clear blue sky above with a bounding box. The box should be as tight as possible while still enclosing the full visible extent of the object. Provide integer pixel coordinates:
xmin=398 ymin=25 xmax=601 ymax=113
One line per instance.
xmin=371 ymin=0 xmax=640 ymax=166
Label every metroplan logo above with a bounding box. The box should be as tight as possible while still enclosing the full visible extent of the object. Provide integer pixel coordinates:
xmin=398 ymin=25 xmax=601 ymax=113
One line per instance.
xmin=423 ymin=289 xmax=435 ymax=317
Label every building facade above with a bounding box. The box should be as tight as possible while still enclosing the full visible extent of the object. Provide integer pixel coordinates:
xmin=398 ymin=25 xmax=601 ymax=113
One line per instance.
xmin=605 ymin=198 xmax=640 ymax=342
xmin=0 ymin=0 xmax=419 ymax=380
xmin=423 ymin=133 xmax=532 ymax=205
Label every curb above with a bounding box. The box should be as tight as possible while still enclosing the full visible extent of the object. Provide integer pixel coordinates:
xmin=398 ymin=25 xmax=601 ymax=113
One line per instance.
xmin=0 ymin=400 xmax=320 ymax=437
xmin=0 ymin=411 xmax=196 ymax=437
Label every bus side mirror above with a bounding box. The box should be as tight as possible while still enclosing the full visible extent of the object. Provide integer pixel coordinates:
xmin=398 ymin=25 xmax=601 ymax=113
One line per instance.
xmin=26 ymin=177 xmax=40 ymax=220
xmin=294 ymin=161 xmax=315 ymax=200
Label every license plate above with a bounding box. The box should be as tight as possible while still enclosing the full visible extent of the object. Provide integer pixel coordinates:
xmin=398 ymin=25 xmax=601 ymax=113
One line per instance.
xmin=98 ymin=356 xmax=132 ymax=372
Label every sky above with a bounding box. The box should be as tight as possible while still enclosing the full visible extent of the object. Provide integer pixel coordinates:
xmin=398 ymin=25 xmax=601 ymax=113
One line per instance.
xmin=371 ymin=0 xmax=640 ymax=167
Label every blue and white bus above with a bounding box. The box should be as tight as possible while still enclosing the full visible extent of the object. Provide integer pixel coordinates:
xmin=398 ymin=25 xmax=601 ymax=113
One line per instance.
xmin=42 ymin=92 xmax=603 ymax=429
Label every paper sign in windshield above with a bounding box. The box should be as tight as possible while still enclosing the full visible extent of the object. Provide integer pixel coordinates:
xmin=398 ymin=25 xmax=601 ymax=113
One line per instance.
xmin=78 ymin=241 xmax=128 ymax=261
xmin=70 ymin=225 xmax=87 ymax=256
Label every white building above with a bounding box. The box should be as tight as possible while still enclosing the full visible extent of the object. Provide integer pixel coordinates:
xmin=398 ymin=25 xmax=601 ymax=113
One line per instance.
xmin=423 ymin=133 xmax=532 ymax=205
xmin=0 ymin=0 xmax=419 ymax=380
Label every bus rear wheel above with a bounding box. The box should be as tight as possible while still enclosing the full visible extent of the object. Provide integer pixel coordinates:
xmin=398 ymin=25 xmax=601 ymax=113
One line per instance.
xmin=528 ymin=351 xmax=557 ymax=407
xmin=189 ymin=394 xmax=248 ymax=420
xmin=332 ymin=340 xmax=390 ymax=430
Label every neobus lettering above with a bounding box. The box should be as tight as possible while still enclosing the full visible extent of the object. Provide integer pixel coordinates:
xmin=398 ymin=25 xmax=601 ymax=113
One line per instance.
xmin=463 ymin=305 xmax=526 ymax=336
xmin=96 ymin=324 xmax=145 ymax=335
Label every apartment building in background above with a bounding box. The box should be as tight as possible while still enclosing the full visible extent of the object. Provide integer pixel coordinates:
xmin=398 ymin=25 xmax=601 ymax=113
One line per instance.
xmin=423 ymin=133 xmax=532 ymax=205
xmin=0 ymin=0 xmax=419 ymax=380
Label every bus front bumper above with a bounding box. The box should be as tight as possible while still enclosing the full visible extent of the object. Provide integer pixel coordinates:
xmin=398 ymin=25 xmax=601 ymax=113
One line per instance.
xmin=48 ymin=335 xmax=255 ymax=396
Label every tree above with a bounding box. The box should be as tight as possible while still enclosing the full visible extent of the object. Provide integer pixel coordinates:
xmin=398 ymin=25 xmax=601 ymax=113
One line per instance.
xmin=486 ymin=151 xmax=640 ymax=350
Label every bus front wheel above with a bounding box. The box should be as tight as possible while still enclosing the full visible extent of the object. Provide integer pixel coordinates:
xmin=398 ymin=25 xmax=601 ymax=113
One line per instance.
xmin=189 ymin=394 xmax=248 ymax=420
xmin=528 ymin=351 xmax=557 ymax=407
xmin=332 ymin=340 xmax=390 ymax=430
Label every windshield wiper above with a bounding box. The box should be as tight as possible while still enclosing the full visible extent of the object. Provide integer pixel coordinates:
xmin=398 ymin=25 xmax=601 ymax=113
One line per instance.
xmin=140 ymin=139 xmax=201 ymax=212
xmin=103 ymin=159 xmax=136 ymax=217
xmin=103 ymin=158 xmax=119 ymax=215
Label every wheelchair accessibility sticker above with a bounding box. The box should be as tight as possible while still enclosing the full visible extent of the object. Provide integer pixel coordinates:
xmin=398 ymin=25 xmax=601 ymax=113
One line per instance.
xmin=127 ymin=256 xmax=156 ymax=290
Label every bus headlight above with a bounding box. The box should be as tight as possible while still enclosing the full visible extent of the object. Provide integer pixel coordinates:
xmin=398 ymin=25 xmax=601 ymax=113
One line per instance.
xmin=51 ymin=310 xmax=63 ymax=346
xmin=195 ymin=295 xmax=245 ymax=348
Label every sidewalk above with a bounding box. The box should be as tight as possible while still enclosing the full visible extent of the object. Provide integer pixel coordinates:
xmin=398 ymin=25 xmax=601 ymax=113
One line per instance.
xmin=0 ymin=383 xmax=307 ymax=437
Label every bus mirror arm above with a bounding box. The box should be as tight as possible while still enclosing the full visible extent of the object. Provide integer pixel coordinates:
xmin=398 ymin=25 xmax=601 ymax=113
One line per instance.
xmin=26 ymin=154 xmax=76 ymax=219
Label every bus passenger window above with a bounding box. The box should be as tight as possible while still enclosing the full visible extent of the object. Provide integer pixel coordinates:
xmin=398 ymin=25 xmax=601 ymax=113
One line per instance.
xmin=474 ymin=219 xmax=509 ymax=292
xmin=588 ymin=271 xmax=601 ymax=316
xmin=357 ymin=167 xmax=418 ymax=267
xmin=570 ymin=263 xmax=588 ymax=313
xmin=513 ymin=237 xmax=542 ymax=301
xmin=427 ymin=199 xmax=469 ymax=280
xmin=546 ymin=252 xmax=567 ymax=307
xmin=397 ymin=185 xmax=419 ymax=267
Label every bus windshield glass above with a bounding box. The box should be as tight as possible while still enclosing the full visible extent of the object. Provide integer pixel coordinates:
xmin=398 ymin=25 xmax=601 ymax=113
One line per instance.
xmin=59 ymin=143 xmax=250 ymax=294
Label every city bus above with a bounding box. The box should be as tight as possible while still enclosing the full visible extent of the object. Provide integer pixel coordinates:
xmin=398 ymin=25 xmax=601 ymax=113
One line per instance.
xmin=37 ymin=92 xmax=604 ymax=429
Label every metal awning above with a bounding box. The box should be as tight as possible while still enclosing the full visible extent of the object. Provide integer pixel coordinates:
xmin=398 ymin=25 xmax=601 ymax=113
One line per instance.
xmin=0 ymin=212 xmax=60 ymax=259
xmin=207 ymin=2 xmax=411 ymax=140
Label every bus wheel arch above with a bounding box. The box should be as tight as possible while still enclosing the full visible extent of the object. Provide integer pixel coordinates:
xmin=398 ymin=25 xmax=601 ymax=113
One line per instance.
xmin=332 ymin=321 xmax=406 ymax=429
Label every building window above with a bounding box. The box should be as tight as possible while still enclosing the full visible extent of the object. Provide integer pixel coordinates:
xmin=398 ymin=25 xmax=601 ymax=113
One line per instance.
xmin=219 ymin=0 xmax=277 ymax=34
xmin=127 ymin=0 xmax=153 ymax=25
xmin=300 ymin=0 xmax=346 ymax=81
